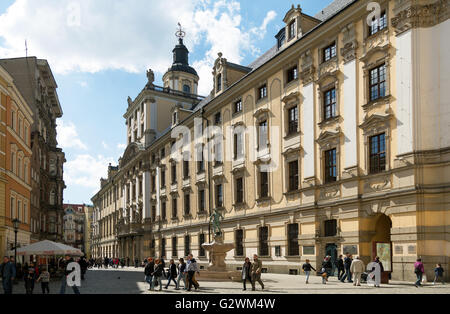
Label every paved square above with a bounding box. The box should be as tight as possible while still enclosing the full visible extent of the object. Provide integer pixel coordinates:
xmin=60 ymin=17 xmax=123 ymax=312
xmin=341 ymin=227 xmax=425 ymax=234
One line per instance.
xmin=8 ymin=267 xmax=450 ymax=294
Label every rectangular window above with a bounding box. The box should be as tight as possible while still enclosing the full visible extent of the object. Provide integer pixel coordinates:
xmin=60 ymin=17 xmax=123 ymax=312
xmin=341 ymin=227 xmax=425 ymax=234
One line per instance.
xmin=324 ymin=219 xmax=337 ymax=237
xmin=288 ymin=21 xmax=296 ymax=40
xmin=288 ymin=160 xmax=299 ymax=191
xmin=217 ymin=74 xmax=222 ymax=92
xmin=288 ymin=224 xmax=299 ymax=256
xmin=234 ymin=99 xmax=242 ymax=114
xmin=260 ymin=171 xmax=269 ymax=198
xmin=215 ymin=140 xmax=223 ymax=165
xmin=10 ymin=197 xmax=15 ymax=219
xmin=184 ymin=235 xmax=191 ymax=257
xmin=324 ymin=149 xmax=337 ymax=183
xmin=287 ymin=66 xmax=298 ymax=83
xmin=161 ymin=169 xmax=166 ymax=188
xmin=234 ymin=132 xmax=244 ymax=160
xmin=184 ymin=193 xmax=190 ymax=216
xmin=183 ymin=160 xmax=189 ymax=179
xmin=151 ymin=175 xmax=156 ymax=193
xmin=235 ymin=177 xmax=244 ymax=204
xmin=11 ymin=111 xmax=15 ymax=130
xmin=277 ymin=31 xmax=285 ymax=49
xmin=215 ymin=184 xmax=223 ymax=208
xmin=172 ymin=196 xmax=178 ymax=219
xmin=199 ymin=234 xmax=206 ymax=257
xmin=259 ymin=226 xmax=269 ymax=257
xmin=324 ymin=88 xmax=337 ymax=120
xmin=235 ymin=229 xmax=244 ymax=257
xmin=161 ymin=238 xmax=166 ymax=257
xmin=258 ymin=85 xmax=267 ymax=100
xmin=161 ymin=148 xmax=165 ymax=159
xmin=258 ymin=120 xmax=268 ymax=150
xmin=369 ymin=11 xmax=387 ymax=36
xmin=171 ymin=163 xmax=177 ymax=184
xmin=214 ymin=112 xmax=222 ymax=125
xmin=161 ymin=201 xmax=167 ymax=221
xmin=172 ymin=237 xmax=177 ymax=257
xmin=151 ymin=206 xmax=156 ymax=222
xmin=198 ymin=189 xmax=205 ymax=213
xmin=197 ymin=145 xmax=205 ymax=173
xmin=369 ymin=133 xmax=386 ymax=174
xmin=323 ymin=42 xmax=336 ymax=62
xmin=288 ymin=106 xmax=299 ymax=134
xmin=370 ymin=64 xmax=387 ymax=101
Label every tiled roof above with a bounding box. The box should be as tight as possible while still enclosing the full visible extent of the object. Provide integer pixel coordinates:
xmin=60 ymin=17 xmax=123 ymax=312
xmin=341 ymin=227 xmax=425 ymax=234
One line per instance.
xmin=247 ymin=45 xmax=279 ymax=71
xmin=314 ymin=0 xmax=356 ymax=21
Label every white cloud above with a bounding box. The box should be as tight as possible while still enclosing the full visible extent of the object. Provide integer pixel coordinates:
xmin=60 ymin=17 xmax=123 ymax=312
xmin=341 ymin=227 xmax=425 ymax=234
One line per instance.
xmin=57 ymin=120 xmax=88 ymax=150
xmin=101 ymin=141 xmax=109 ymax=150
xmin=117 ymin=143 xmax=127 ymax=150
xmin=0 ymin=0 xmax=277 ymax=96
xmin=64 ymin=154 xmax=116 ymax=192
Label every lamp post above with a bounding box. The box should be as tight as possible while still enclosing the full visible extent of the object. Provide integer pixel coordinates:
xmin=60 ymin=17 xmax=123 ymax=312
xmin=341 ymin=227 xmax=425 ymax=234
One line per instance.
xmin=12 ymin=219 xmax=21 ymax=267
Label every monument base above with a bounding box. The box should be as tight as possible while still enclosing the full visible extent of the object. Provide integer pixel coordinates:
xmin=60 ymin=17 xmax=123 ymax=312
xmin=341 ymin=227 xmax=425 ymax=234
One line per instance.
xmin=197 ymin=270 xmax=242 ymax=282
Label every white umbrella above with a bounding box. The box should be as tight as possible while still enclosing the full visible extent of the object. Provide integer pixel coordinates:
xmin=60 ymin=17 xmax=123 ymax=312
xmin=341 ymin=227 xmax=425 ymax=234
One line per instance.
xmin=15 ymin=240 xmax=84 ymax=257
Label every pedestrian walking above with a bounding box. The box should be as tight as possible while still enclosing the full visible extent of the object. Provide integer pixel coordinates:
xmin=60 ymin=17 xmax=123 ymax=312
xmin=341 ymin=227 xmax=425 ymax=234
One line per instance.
xmin=150 ymin=259 xmax=164 ymax=291
xmin=340 ymin=253 xmax=353 ymax=283
xmin=24 ymin=262 xmax=37 ymax=294
xmin=135 ymin=257 xmax=139 ymax=268
xmin=242 ymin=257 xmax=253 ymax=290
xmin=302 ymin=259 xmax=316 ymax=284
xmin=78 ymin=257 xmax=88 ymax=280
xmin=321 ymin=256 xmax=332 ymax=284
xmin=337 ymin=255 xmax=345 ymax=280
xmin=126 ymin=257 xmax=130 ymax=267
xmin=144 ymin=257 xmax=154 ymax=290
xmin=350 ymin=256 xmax=365 ymax=286
xmin=433 ymin=264 xmax=445 ymax=285
xmin=186 ymin=254 xmax=200 ymax=292
xmin=37 ymin=266 xmax=51 ymax=294
xmin=251 ymin=254 xmax=264 ymax=291
xmin=60 ymin=255 xmax=81 ymax=294
xmin=165 ymin=259 xmax=178 ymax=289
xmin=0 ymin=256 xmax=16 ymax=294
xmin=414 ymin=258 xmax=425 ymax=287
xmin=176 ymin=258 xmax=187 ymax=290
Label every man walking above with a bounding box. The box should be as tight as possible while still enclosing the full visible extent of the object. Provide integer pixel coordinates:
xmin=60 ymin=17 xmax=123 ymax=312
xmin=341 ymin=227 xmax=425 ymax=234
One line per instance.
xmin=337 ymin=255 xmax=345 ymax=280
xmin=0 ymin=256 xmax=16 ymax=294
xmin=341 ymin=253 xmax=353 ymax=283
xmin=251 ymin=254 xmax=264 ymax=291
xmin=350 ymin=256 xmax=365 ymax=286
xmin=186 ymin=254 xmax=200 ymax=291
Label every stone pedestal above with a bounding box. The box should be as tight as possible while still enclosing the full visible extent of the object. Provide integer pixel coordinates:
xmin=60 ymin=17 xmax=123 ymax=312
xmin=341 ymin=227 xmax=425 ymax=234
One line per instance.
xmin=199 ymin=234 xmax=241 ymax=282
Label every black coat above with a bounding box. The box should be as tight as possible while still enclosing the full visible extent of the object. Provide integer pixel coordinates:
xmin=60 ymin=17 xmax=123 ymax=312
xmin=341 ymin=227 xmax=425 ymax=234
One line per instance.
xmin=152 ymin=264 xmax=164 ymax=277
xmin=169 ymin=264 xmax=177 ymax=277
xmin=144 ymin=262 xmax=154 ymax=276
xmin=337 ymin=259 xmax=344 ymax=270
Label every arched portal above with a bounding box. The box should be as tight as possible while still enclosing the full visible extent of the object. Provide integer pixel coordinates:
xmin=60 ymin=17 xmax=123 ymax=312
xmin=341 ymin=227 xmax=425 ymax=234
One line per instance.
xmin=370 ymin=214 xmax=392 ymax=282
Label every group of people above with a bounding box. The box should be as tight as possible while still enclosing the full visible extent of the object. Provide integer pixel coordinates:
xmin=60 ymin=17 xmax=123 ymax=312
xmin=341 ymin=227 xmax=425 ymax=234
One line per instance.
xmin=143 ymin=254 xmax=201 ymax=292
xmin=89 ymin=257 xmax=142 ymax=269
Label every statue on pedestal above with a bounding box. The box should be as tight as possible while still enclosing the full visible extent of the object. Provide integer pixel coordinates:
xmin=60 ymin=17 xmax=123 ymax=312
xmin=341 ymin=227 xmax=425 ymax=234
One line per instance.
xmin=209 ymin=208 xmax=224 ymax=236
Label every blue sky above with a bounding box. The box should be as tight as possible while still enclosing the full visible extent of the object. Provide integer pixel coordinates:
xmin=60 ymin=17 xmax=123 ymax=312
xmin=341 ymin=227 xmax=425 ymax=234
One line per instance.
xmin=0 ymin=0 xmax=334 ymax=204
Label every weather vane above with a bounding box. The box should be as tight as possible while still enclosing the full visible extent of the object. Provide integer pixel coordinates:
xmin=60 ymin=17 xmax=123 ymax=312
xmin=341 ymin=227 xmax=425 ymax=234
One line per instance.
xmin=175 ymin=22 xmax=186 ymax=41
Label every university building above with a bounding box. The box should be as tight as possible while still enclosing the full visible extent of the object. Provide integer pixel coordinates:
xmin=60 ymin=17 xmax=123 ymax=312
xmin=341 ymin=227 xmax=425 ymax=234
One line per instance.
xmin=92 ymin=0 xmax=450 ymax=281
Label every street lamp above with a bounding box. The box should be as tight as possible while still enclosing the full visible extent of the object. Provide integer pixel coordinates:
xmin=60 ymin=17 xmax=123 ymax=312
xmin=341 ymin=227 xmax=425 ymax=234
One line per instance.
xmin=12 ymin=218 xmax=21 ymax=267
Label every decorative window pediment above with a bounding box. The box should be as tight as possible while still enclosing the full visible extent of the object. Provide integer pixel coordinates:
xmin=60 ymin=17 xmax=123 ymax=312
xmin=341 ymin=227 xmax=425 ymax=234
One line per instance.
xmin=359 ymin=113 xmax=392 ymax=136
xmin=253 ymin=107 xmax=271 ymax=120
xmin=316 ymin=128 xmax=342 ymax=149
xmin=282 ymin=91 xmax=300 ymax=105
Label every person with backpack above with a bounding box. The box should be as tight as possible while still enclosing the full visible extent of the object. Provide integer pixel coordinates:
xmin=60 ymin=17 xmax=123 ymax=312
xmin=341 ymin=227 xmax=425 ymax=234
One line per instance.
xmin=302 ymin=259 xmax=316 ymax=284
xmin=165 ymin=259 xmax=178 ymax=289
xmin=414 ymin=258 xmax=425 ymax=287
xmin=433 ymin=264 xmax=445 ymax=285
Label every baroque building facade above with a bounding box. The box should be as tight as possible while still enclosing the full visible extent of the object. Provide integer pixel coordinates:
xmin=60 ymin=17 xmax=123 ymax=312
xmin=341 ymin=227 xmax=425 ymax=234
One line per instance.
xmin=0 ymin=57 xmax=66 ymax=244
xmin=0 ymin=64 xmax=34 ymax=259
xmin=92 ymin=0 xmax=450 ymax=281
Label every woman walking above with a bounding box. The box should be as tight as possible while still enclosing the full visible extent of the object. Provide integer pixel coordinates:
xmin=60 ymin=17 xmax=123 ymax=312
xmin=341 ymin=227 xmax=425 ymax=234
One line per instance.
xmin=414 ymin=258 xmax=425 ymax=287
xmin=176 ymin=258 xmax=187 ymax=290
xmin=165 ymin=259 xmax=178 ymax=289
xmin=302 ymin=259 xmax=316 ymax=284
xmin=242 ymin=258 xmax=253 ymax=291
xmin=150 ymin=259 xmax=164 ymax=291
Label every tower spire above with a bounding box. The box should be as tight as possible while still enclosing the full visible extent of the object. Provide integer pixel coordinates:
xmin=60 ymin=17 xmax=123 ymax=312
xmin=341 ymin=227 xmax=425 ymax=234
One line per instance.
xmin=175 ymin=22 xmax=186 ymax=44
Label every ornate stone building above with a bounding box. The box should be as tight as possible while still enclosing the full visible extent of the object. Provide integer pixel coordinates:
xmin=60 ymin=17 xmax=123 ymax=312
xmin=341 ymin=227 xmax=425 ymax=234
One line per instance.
xmin=92 ymin=0 xmax=450 ymax=281
xmin=0 ymin=57 xmax=66 ymax=244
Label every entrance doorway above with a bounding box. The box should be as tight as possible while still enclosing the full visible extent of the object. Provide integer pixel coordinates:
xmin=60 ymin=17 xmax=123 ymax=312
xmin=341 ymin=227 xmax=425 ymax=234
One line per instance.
xmin=325 ymin=243 xmax=338 ymax=276
xmin=371 ymin=214 xmax=392 ymax=283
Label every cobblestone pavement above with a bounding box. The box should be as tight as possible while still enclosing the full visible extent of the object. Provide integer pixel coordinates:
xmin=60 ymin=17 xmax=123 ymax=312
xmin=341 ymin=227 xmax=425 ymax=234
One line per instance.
xmin=9 ymin=267 xmax=450 ymax=294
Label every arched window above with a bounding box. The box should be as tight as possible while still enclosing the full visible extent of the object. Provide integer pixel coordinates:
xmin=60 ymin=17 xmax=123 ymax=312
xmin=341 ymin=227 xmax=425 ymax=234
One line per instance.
xmin=50 ymin=190 xmax=56 ymax=205
xmin=183 ymin=84 xmax=191 ymax=94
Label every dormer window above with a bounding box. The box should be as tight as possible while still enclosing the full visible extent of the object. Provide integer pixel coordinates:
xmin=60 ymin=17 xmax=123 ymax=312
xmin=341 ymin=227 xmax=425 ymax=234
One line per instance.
xmin=369 ymin=11 xmax=387 ymax=36
xmin=217 ymin=73 xmax=222 ymax=92
xmin=323 ymin=42 xmax=336 ymax=63
xmin=277 ymin=29 xmax=286 ymax=49
xmin=288 ymin=20 xmax=296 ymax=40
